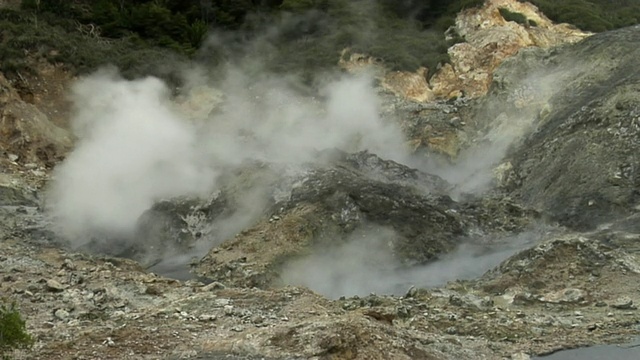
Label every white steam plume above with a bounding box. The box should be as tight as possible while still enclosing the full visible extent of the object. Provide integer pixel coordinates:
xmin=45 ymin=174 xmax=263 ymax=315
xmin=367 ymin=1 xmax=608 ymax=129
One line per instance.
xmin=279 ymin=226 xmax=547 ymax=299
xmin=48 ymin=66 xmax=410 ymax=246
xmin=194 ymin=68 xmax=409 ymax=167
xmin=48 ymin=69 xmax=215 ymax=241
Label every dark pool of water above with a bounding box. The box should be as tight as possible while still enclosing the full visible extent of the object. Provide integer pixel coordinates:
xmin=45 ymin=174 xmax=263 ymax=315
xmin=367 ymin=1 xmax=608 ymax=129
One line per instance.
xmin=534 ymin=343 xmax=640 ymax=359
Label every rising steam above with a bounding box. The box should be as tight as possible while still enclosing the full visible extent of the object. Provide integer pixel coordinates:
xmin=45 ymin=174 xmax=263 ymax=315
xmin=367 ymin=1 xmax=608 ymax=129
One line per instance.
xmin=48 ymin=65 xmax=409 ymax=246
xmin=48 ymin=6 xmax=569 ymax=298
xmin=48 ymin=68 xmax=215 ymax=240
xmin=279 ymin=226 xmax=548 ymax=299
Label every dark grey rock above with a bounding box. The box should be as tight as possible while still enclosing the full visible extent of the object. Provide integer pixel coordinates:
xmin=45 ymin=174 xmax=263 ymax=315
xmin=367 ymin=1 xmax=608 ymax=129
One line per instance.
xmin=488 ymin=25 xmax=640 ymax=231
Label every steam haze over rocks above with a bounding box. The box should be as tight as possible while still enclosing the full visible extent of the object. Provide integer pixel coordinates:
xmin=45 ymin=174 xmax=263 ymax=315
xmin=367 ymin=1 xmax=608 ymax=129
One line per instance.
xmin=2 ymin=0 xmax=640 ymax=359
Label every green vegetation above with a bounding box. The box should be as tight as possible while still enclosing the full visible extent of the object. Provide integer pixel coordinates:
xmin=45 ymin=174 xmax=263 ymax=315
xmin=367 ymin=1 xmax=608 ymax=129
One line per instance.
xmin=527 ymin=0 xmax=640 ymax=32
xmin=498 ymin=7 xmax=538 ymax=27
xmin=1 ymin=0 xmax=487 ymax=79
xmin=0 ymin=300 xmax=34 ymax=359
xmin=499 ymin=7 xmax=528 ymax=25
xmin=0 ymin=7 xmax=186 ymax=80
xmin=1 ymin=0 xmax=639 ymax=81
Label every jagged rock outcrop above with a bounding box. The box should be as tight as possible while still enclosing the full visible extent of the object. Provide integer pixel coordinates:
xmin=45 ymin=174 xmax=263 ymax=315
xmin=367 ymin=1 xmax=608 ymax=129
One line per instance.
xmin=343 ymin=0 xmax=592 ymax=160
xmin=343 ymin=0 xmax=591 ymax=104
xmin=431 ymin=0 xmax=590 ymax=99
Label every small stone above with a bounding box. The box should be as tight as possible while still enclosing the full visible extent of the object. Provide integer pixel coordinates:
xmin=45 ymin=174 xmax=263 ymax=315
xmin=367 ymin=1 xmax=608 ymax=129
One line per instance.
xmin=540 ymin=288 xmax=585 ymax=304
xmin=404 ymin=286 xmax=417 ymax=298
xmin=513 ymin=292 xmax=536 ymax=305
xmin=595 ymin=301 xmax=607 ymax=307
xmin=7 ymin=154 xmax=18 ymax=162
xmin=214 ymin=298 xmax=231 ymax=307
xmin=611 ymin=297 xmax=635 ymax=310
xmin=199 ymin=314 xmax=216 ymax=322
xmin=396 ymin=306 xmax=411 ymax=319
xmin=446 ymin=326 xmax=457 ymax=334
xmin=46 ymin=279 xmax=65 ymax=292
xmin=62 ymin=259 xmax=77 ymax=270
xmin=202 ymin=281 xmax=225 ymax=291
xmin=449 ymin=294 xmax=464 ymax=306
xmin=144 ymin=285 xmax=163 ymax=296
xmin=511 ymin=353 xmax=531 ymax=360
xmin=114 ymin=301 xmax=127 ymax=309
xmin=54 ymin=309 xmax=70 ymax=320
xmin=587 ymin=323 xmax=598 ymax=331
xmin=67 ymin=320 xmax=79 ymax=327
xmin=231 ymin=326 xmax=244 ymax=332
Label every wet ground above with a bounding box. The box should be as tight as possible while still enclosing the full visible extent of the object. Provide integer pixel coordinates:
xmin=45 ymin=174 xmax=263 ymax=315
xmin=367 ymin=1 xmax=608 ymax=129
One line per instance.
xmin=535 ymin=342 xmax=640 ymax=359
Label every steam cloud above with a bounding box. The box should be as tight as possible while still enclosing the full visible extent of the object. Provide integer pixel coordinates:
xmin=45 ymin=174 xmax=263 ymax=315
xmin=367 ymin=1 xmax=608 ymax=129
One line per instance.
xmin=279 ymin=226 xmax=548 ymax=299
xmin=48 ymin=9 xmax=568 ymax=297
xmin=48 ymin=65 xmax=409 ymax=246
xmin=49 ymin=69 xmax=215 ymax=240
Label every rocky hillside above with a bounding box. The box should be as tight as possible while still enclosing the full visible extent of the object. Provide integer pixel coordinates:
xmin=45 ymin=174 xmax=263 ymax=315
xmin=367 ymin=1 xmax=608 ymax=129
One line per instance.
xmin=2 ymin=1 xmax=640 ymax=359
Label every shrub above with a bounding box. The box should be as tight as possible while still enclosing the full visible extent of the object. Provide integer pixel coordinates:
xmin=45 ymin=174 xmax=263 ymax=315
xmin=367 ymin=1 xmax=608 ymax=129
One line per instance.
xmin=528 ymin=0 xmax=640 ymax=32
xmin=0 ymin=300 xmax=34 ymax=358
xmin=499 ymin=8 xmax=528 ymax=25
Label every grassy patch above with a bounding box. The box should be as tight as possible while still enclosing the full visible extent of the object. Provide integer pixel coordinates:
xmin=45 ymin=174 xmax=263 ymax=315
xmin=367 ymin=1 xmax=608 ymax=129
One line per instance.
xmin=0 ymin=300 xmax=33 ymax=358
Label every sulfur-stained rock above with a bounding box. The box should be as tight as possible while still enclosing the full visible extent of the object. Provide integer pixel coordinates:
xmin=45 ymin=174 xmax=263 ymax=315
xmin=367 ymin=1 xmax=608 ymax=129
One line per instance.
xmin=430 ymin=0 xmax=590 ymax=99
xmin=381 ymin=67 xmax=435 ymax=103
